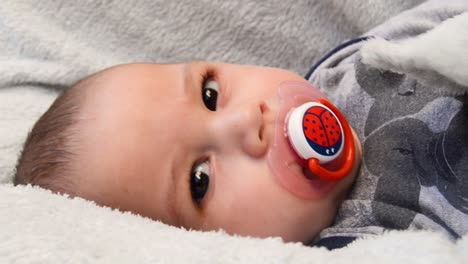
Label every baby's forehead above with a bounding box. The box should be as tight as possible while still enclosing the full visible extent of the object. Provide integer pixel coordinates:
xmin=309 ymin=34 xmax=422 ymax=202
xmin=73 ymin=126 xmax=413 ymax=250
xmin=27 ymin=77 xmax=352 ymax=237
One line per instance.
xmin=77 ymin=63 xmax=157 ymax=89
xmin=73 ymin=69 xmax=180 ymax=208
xmin=78 ymin=63 xmax=182 ymax=130
xmin=76 ymin=65 xmax=144 ymax=105
xmin=77 ymin=63 xmax=194 ymax=141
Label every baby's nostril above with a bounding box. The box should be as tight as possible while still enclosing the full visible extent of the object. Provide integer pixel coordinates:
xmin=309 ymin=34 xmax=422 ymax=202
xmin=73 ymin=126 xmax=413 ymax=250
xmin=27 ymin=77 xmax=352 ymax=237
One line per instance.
xmin=258 ymin=124 xmax=264 ymax=140
xmin=260 ymin=102 xmax=268 ymax=114
xmin=258 ymin=102 xmax=269 ymax=141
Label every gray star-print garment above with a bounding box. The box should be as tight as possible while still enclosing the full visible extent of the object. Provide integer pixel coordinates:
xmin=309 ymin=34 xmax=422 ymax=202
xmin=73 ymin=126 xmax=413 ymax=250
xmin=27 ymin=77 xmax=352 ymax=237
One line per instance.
xmin=307 ymin=0 xmax=468 ymax=249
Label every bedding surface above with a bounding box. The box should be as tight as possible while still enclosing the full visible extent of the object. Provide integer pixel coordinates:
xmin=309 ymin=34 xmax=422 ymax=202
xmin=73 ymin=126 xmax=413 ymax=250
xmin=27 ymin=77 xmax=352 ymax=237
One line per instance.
xmin=1 ymin=184 xmax=467 ymax=263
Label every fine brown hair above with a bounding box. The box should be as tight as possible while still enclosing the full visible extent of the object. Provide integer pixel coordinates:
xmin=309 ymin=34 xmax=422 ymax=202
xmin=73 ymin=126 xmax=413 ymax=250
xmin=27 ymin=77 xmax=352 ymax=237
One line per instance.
xmin=13 ymin=79 xmax=89 ymax=195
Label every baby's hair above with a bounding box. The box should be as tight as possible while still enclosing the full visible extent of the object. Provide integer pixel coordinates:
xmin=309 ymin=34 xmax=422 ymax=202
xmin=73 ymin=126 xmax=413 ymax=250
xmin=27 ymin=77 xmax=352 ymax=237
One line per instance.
xmin=13 ymin=75 xmax=93 ymax=195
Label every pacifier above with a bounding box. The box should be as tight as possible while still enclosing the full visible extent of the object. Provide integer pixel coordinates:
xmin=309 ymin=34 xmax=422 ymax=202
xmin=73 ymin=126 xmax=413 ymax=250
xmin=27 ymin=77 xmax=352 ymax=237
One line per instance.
xmin=285 ymin=99 xmax=355 ymax=181
xmin=267 ymin=81 xmax=356 ymax=199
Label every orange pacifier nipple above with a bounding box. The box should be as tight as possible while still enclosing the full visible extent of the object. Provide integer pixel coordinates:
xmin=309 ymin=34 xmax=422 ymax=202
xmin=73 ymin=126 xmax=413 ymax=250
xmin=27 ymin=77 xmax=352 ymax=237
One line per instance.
xmin=286 ymin=99 xmax=355 ymax=181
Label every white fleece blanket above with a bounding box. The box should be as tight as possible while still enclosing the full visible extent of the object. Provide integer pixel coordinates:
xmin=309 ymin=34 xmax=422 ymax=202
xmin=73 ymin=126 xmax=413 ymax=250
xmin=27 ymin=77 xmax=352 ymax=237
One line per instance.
xmin=1 ymin=0 xmax=467 ymax=263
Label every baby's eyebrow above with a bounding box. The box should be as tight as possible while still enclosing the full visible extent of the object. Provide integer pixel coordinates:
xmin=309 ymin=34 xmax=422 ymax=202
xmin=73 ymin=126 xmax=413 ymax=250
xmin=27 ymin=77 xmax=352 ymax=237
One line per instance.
xmin=183 ymin=61 xmax=209 ymax=96
xmin=168 ymin=141 xmax=199 ymax=227
xmin=182 ymin=62 xmax=196 ymax=97
xmin=166 ymin=163 xmax=181 ymax=226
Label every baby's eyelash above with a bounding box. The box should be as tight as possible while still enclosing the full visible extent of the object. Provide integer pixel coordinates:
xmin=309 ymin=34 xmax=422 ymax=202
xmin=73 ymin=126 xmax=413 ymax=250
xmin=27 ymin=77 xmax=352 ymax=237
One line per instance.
xmin=200 ymin=68 xmax=216 ymax=88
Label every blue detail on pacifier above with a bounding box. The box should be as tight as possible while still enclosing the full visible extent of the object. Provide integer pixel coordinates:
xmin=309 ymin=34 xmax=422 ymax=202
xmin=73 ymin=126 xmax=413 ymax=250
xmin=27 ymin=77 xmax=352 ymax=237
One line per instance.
xmin=305 ymin=136 xmax=343 ymax=157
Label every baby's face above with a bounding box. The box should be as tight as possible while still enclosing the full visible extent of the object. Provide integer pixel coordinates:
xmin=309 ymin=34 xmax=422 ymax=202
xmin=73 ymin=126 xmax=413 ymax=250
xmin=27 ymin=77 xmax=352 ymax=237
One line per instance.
xmin=74 ymin=62 xmax=361 ymax=242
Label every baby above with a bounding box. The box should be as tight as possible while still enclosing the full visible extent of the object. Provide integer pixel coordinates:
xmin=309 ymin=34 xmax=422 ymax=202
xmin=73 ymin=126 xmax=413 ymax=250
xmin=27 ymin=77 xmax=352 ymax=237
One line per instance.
xmin=13 ymin=61 xmax=362 ymax=244
xmin=13 ymin=0 xmax=468 ymax=249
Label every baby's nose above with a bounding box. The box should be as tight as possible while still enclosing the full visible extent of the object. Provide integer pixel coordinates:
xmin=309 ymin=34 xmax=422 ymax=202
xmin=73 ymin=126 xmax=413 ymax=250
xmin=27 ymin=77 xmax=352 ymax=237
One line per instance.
xmin=211 ymin=103 xmax=268 ymax=158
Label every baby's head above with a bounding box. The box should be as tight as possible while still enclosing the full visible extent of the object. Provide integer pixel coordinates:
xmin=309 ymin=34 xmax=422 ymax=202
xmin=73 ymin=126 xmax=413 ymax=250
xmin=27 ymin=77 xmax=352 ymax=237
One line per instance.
xmin=14 ymin=62 xmax=361 ymax=243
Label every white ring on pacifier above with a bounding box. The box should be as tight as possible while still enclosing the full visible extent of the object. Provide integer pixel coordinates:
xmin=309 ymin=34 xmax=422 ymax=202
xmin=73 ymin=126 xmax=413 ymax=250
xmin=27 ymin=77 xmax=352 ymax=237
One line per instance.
xmin=287 ymin=102 xmax=344 ymax=164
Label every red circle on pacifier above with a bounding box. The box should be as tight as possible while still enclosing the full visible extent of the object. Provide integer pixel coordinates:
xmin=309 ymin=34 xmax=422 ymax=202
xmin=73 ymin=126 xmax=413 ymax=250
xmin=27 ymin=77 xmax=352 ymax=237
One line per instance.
xmin=303 ymin=106 xmax=342 ymax=156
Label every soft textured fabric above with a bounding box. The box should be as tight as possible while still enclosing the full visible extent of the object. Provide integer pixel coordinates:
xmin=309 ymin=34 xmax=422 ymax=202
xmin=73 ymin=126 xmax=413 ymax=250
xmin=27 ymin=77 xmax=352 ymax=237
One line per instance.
xmin=2 ymin=184 xmax=467 ymax=263
xmin=308 ymin=0 xmax=468 ymax=249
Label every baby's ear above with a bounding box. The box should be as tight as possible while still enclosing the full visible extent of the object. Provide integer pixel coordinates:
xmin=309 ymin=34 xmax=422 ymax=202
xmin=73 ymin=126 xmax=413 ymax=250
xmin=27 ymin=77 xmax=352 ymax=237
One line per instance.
xmin=360 ymin=12 xmax=468 ymax=94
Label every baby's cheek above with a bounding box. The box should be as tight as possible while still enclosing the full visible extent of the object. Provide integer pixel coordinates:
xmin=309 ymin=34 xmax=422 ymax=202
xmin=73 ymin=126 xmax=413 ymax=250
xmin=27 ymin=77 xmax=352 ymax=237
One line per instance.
xmin=189 ymin=178 xmax=275 ymax=234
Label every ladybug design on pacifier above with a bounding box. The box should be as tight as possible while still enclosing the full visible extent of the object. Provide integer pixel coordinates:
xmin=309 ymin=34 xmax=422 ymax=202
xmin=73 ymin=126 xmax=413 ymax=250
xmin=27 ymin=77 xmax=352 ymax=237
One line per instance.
xmin=302 ymin=104 xmax=343 ymax=158
xmin=287 ymin=99 xmax=355 ymax=181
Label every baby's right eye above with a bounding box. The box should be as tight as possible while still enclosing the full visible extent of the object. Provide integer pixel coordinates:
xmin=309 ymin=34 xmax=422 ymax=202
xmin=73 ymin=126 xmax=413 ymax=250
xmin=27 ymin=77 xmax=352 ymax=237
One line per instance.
xmin=202 ymin=78 xmax=219 ymax=111
xmin=190 ymin=161 xmax=210 ymax=205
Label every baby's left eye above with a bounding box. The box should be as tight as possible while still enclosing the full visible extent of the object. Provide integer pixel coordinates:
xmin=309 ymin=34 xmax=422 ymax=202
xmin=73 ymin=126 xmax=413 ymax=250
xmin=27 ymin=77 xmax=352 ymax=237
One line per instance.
xmin=190 ymin=161 xmax=210 ymax=205
xmin=202 ymin=79 xmax=219 ymax=111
